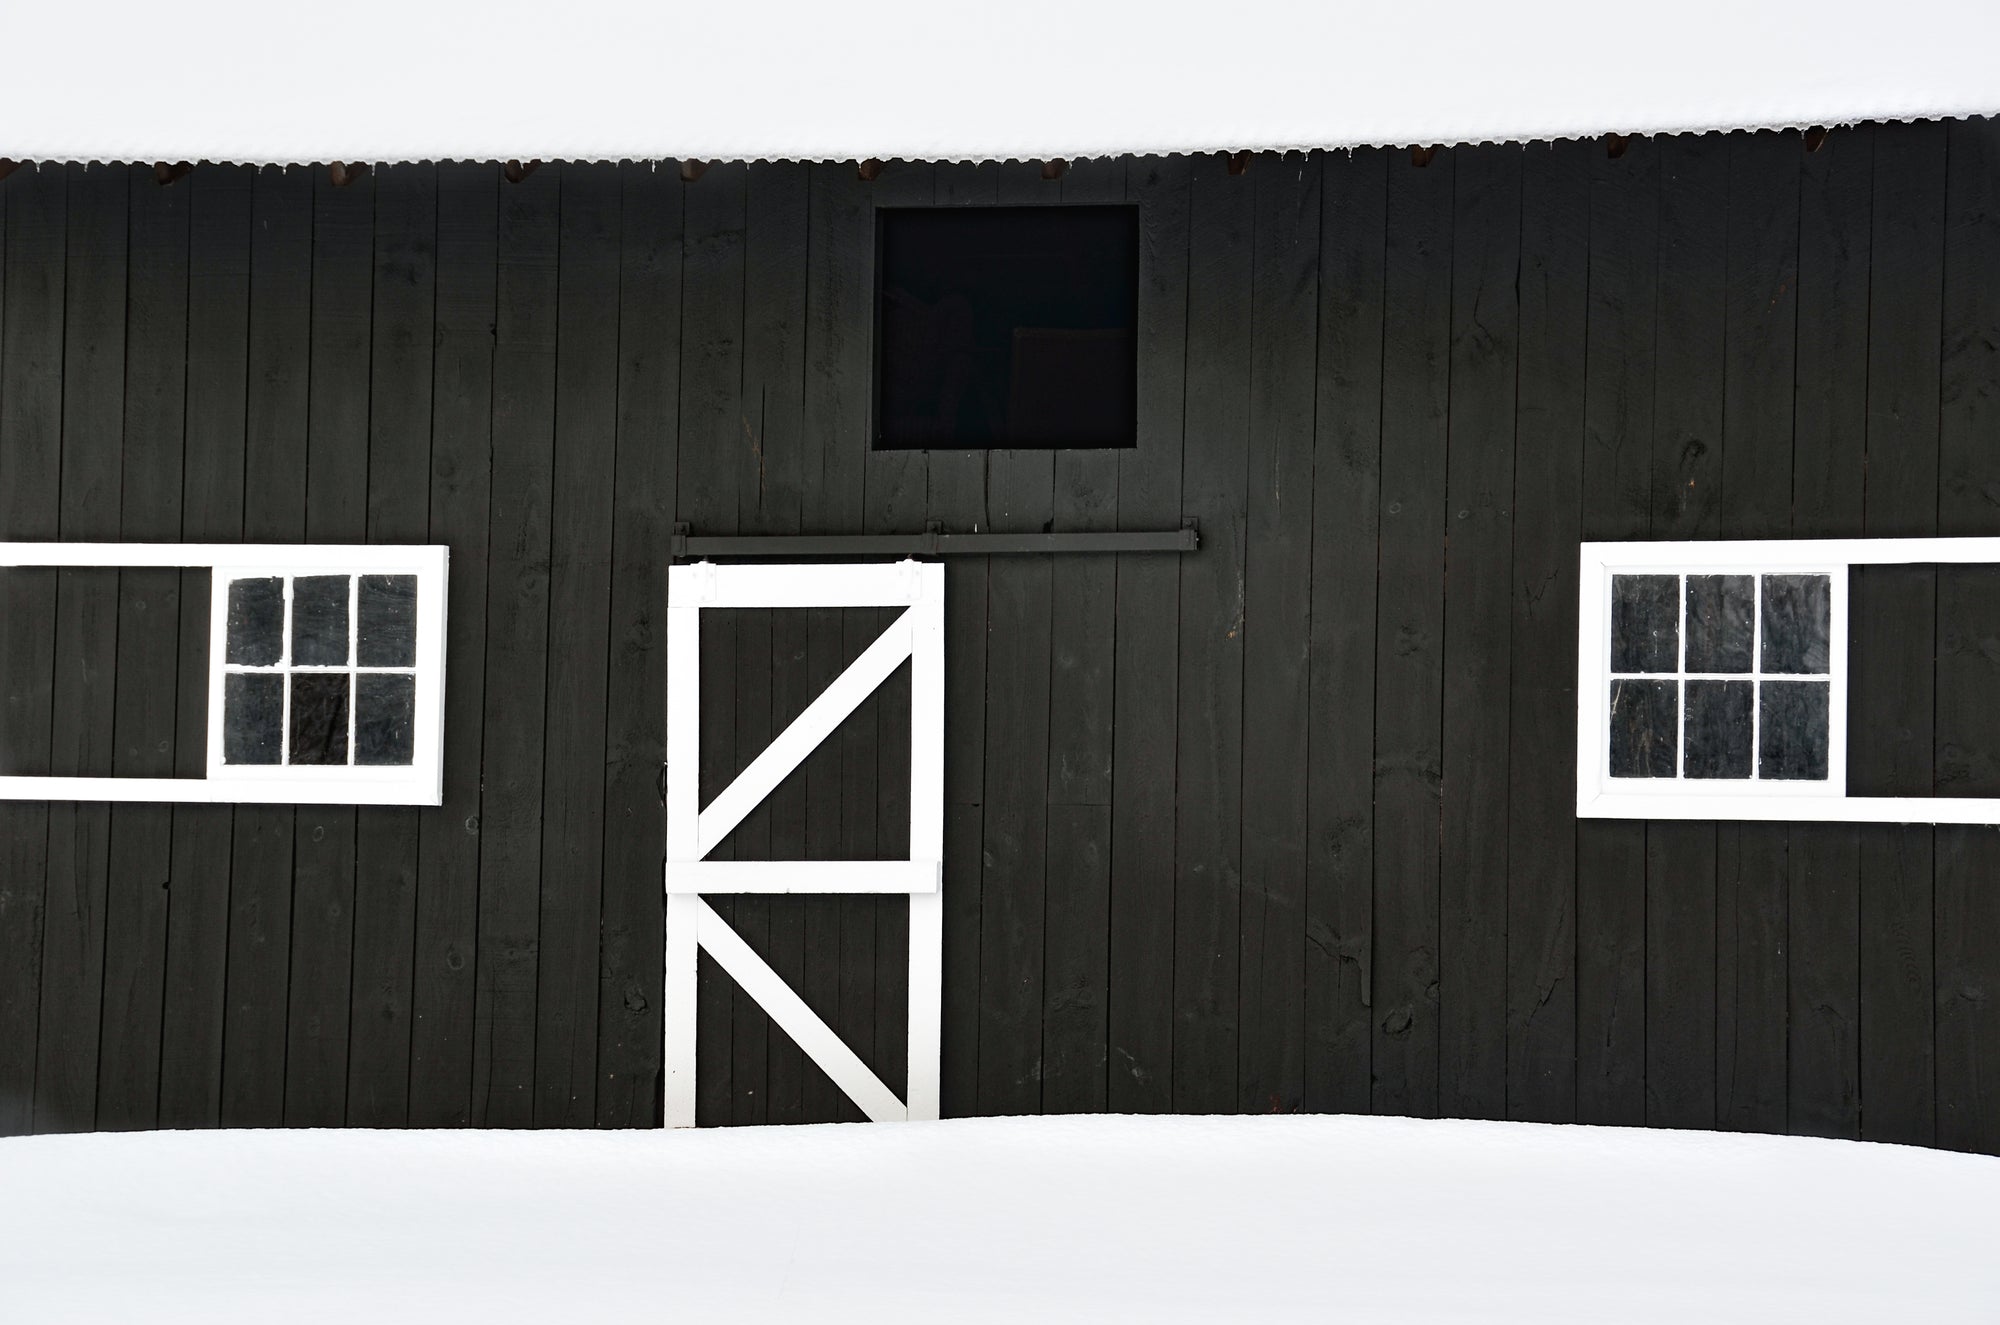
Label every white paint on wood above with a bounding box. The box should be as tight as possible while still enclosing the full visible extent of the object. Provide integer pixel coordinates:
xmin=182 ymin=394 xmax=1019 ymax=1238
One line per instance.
xmin=694 ymin=611 xmax=913 ymax=857
xmin=663 ymin=893 xmax=699 ymax=1128
xmin=662 ymin=561 xmax=945 ymax=1125
xmin=0 ymin=542 xmax=447 ymax=806
xmin=691 ymin=897 xmax=908 ymax=1124
xmin=663 ymin=859 xmax=939 ymax=894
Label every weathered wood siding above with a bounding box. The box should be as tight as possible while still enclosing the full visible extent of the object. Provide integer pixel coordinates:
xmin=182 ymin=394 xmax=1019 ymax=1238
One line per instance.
xmin=1 ymin=122 xmax=1998 ymax=1152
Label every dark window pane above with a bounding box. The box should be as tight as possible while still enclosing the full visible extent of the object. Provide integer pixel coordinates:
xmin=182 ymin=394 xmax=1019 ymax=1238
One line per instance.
xmin=875 ymin=206 xmax=1138 ymax=449
xmin=1684 ymin=680 xmax=1753 ymax=778
xmin=289 ymin=673 xmax=350 ymax=766
xmin=357 ymin=575 xmax=418 ymax=667
xmin=355 ymin=673 xmax=415 ymax=766
xmin=1760 ymin=680 xmax=1830 ymax=780
xmin=1609 ymin=679 xmax=1678 ymax=777
xmin=222 ymin=672 xmax=284 ymax=765
xmin=1761 ymin=574 xmax=1831 ymax=675
xmin=225 ymin=577 xmax=284 ymax=665
xmin=1685 ymin=575 xmax=1754 ymax=673
xmin=1611 ymin=575 xmax=1679 ymax=673
xmin=291 ymin=574 xmax=350 ymax=667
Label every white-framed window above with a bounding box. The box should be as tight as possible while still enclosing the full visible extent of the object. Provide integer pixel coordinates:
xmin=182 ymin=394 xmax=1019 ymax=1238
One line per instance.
xmin=0 ymin=543 xmax=447 ymax=806
xmin=1577 ymin=537 xmax=2000 ymax=825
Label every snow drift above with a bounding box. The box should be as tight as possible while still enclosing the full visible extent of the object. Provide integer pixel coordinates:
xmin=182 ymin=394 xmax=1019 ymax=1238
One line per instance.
xmin=2 ymin=1113 xmax=1996 ymax=1322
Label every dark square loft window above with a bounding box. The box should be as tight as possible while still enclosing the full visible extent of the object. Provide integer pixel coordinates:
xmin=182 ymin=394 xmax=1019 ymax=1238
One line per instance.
xmin=874 ymin=205 xmax=1139 ymax=449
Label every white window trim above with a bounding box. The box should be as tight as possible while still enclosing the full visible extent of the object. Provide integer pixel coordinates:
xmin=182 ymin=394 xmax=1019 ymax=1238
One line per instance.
xmin=1578 ymin=537 xmax=2000 ymax=825
xmin=0 ymin=542 xmax=447 ymax=806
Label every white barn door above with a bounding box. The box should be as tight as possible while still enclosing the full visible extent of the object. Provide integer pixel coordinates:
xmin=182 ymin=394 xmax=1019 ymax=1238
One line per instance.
xmin=663 ymin=560 xmax=944 ymax=1125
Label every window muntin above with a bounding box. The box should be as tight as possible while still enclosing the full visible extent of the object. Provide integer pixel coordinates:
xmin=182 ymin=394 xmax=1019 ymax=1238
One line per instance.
xmin=220 ymin=573 xmax=421 ymax=769
xmin=1607 ymin=571 xmax=1833 ymax=784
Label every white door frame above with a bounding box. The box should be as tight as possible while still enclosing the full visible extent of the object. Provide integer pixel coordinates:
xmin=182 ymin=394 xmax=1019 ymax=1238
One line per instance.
xmin=663 ymin=560 xmax=944 ymax=1125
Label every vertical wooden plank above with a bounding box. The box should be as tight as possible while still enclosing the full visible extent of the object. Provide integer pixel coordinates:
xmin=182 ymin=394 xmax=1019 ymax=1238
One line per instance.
xmin=720 ymin=163 xmax=813 ymax=1126
xmin=1505 ymin=138 xmax=1588 ymax=1124
xmin=1304 ymin=147 xmax=1385 ymax=1116
xmin=1933 ymin=116 xmax=2000 ymax=1157
xmin=1438 ymin=143 xmax=1519 ymax=1121
xmin=1853 ymin=119 xmax=1945 ymax=1150
xmin=533 ymin=162 xmax=619 ymax=1127
xmin=1787 ymin=124 xmax=1870 ymax=1144
xmin=863 ymin=163 xmax=939 ymax=1115
xmin=1714 ymin=130 xmax=1800 ymax=1137
xmin=1576 ymin=135 xmax=1656 ymax=1127
xmin=38 ymin=164 xmax=128 ymax=1133
xmin=1371 ymin=147 xmax=1452 ymax=1119
xmin=1170 ymin=152 xmax=1252 ymax=1114
xmin=929 ymin=161 xmax=998 ymax=1118
xmin=1108 ymin=155 xmax=1190 ymax=1115
xmin=283 ymin=166 xmax=373 ymax=1127
xmin=597 ymin=162 xmax=681 ymax=1129
xmin=222 ymin=165 xmax=311 ymax=1128
xmin=679 ymin=161 xmax=746 ymax=1125
xmin=740 ymin=161 xmax=810 ymax=1124
xmin=408 ymin=162 xmax=496 ymax=1128
xmin=0 ymin=163 xmax=62 ymax=1137
xmin=1643 ymin=132 xmax=1727 ymax=1133
xmin=472 ymin=163 xmax=559 ymax=1127
xmin=159 ymin=163 xmax=251 ymax=1130
xmin=1236 ymin=151 xmax=1319 ymax=1116
xmin=345 ymin=165 xmax=435 ymax=1128
xmin=97 ymin=165 xmax=188 ymax=1132
xmin=976 ymin=161 xmax=1055 ymax=1117
xmin=1039 ymin=155 xmax=1126 ymax=1116
xmin=799 ymin=159 xmax=863 ymax=1122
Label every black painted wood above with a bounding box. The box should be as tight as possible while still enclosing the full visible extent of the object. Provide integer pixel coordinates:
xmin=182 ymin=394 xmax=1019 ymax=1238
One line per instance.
xmin=1644 ymin=132 xmax=1727 ymax=1132
xmin=159 ymin=163 xmax=252 ymax=1131
xmin=1853 ymin=120 xmax=1947 ymax=1150
xmin=39 ymin=165 xmax=128 ymax=1134
xmin=1304 ymin=147 xmax=1385 ymax=1117
xmin=596 ymin=163 xmax=680 ymax=1128
xmin=1786 ymin=124 xmax=1871 ymax=1143
xmin=222 ymin=166 xmax=312 ymax=1128
xmin=284 ymin=167 xmax=372 ymax=1127
xmin=408 ymin=162 xmax=496 ymax=1128
xmin=349 ymin=164 xmax=436 ymax=1128
xmin=1714 ymin=131 xmax=1799 ymax=1137
xmin=0 ymin=130 xmax=1997 ymax=1159
xmin=1236 ymin=152 xmax=1318 ymax=1116
xmin=0 ymin=161 xmax=63 ymax=1136
xmin=472 ymin=162 xmax=559 ymax=1127
xmin=1172 ymin=152 xmax=1252 ymax=1114
xmin=534 ymin=162 xmax=619 ymax=1127
xmin=1439 ymin=143 xmax=1519 ymax=1122
xmin=97 ymin=164 xmax=186 ymax=1132
xmin=1372 ymin=146 xmax=1452 ymax=1119
xmin=1576 ymin=136 xmax=1656 ymax=1128
xmin=1505 ymin=139 xmax=1587 ymax=1124
xmin=1934 ymin=116 xmax=2000 ymax=1157
xmin=931 ymin=161 xmax=999 ymax=1120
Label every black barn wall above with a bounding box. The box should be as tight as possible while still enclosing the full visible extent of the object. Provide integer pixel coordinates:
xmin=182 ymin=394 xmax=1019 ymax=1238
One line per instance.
xmin=0 ymin=122 xmax=1997 ymax=1152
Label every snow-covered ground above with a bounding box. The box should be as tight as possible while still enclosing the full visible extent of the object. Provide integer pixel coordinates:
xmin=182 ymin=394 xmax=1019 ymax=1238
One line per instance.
xmin=3 ymin=1114 xmax=1995 ymax=1322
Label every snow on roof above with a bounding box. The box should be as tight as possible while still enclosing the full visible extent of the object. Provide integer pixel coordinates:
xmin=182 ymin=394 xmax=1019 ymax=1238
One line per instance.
xmin=7 ymin=0 xmax=2000 ymax=164
xmin=4 ymin=1114 xmax=1997 ymax=1321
